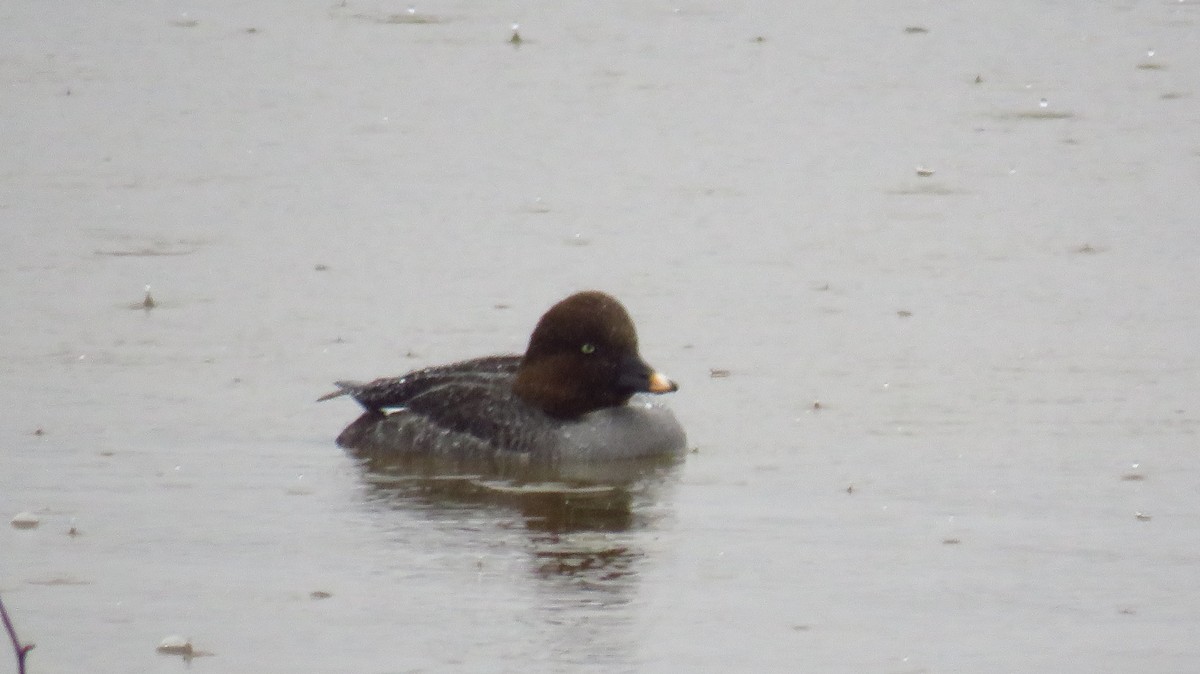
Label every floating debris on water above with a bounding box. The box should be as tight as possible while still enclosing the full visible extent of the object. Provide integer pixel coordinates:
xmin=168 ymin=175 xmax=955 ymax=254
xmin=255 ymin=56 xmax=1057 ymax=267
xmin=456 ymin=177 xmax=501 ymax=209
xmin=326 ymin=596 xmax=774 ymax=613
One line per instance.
xmin=340 ymin=4 xmax=443 ymax=25
xmin=1137 ymin=48 xmax=1164 ymax=69
xmin=156 ymin=635 xmax=193 ymax=656
xmin=169 ymin=14 xmax=198 ymax=28
xmin=285 ymin=474 xmax=314 ymax=496
xmin=897 ymin=310 xmax=912 ymax=317
xmin=10 ymin=512 xmax=40 ymax=529
xmin=141 ymin=284 xmax=156 ymax=310
xmin=709 ymin=368 xmax=731 ymax=378
xmin=974 ymin=74 xmax=984 ymax=84
xmin=915 ymin=166 xmax=935 ymax=177
xmin=943 ymin=538 xmax=962 ymax=545
xmin=525 ymin=196 xmax=551 ymax=213
xmin=310 ymin=590 xmax=333 ymax=600
xmin=904 ymin=26 xmax=929 ymax=34
xmin=509 ymin=22 xmax=522 ymax=45
xmin=377 ymin=11 xmax=439 ymax=24
xmin=1135 ymin=512 xmax=1152 ymax=521
xmin=990 ymin=98 xmax=1081 ymax=121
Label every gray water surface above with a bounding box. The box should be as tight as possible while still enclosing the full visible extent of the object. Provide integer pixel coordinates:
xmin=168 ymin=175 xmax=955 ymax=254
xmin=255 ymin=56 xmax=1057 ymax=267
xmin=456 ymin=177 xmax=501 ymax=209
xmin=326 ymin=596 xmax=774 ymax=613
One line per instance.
xmin=3 ymin=1 xmax=1199 ymax=672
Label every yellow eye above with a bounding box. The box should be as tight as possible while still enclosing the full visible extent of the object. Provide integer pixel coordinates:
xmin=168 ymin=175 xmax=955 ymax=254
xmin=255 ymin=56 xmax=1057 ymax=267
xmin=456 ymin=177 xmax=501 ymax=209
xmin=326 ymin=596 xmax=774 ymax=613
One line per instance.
xmin=580 ymin=343 xmax=596 ymax=354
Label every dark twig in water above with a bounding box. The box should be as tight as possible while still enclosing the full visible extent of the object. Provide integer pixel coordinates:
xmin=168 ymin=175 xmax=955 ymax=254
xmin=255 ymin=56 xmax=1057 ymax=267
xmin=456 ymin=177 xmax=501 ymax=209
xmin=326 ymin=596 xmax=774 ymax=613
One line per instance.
xmin=0 ymin=593 xmax=35 ymax=674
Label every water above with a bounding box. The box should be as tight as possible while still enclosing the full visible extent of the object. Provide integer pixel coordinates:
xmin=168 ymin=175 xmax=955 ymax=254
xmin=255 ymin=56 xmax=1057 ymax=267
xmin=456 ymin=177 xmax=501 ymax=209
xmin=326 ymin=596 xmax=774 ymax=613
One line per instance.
xmin=3 ymin=1 xmax=1199 ymax=671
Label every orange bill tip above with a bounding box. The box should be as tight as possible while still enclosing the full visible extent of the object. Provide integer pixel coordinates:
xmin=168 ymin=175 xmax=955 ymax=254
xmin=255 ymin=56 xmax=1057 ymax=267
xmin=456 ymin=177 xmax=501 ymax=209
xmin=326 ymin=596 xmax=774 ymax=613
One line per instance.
xmin=647 ymin=371 xmax=679 ymax=394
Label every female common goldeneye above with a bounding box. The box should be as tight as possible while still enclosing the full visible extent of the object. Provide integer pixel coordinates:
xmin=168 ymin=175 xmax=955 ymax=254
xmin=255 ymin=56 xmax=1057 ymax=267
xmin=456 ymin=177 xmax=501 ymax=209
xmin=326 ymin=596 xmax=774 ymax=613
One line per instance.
xmin=320 ymin=291 xmax=686 ymax=466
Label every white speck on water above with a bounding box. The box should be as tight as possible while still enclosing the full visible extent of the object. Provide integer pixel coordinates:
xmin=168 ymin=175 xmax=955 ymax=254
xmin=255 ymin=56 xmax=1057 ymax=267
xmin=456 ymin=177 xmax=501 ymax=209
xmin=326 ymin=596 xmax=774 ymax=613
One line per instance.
xmin=286 ymin=473 xmax=314 ymax=495
xmin=407 ymin=6 xmax=416 ymax=15
xmin=511 ymin=22 xmax=519 ymax=31
xmin=1131 ymin=463 xmax=1139 ymax=469
xmin=1039 ymin=98 xmax=1048 ymax=108
xmin=1147 ymin=48 xmax=1155 ymax=57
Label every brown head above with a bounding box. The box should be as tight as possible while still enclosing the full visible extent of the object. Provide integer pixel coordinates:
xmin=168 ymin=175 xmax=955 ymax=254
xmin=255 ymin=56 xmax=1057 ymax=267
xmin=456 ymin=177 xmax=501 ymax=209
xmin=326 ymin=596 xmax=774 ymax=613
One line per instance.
xmin=513 ymin=291 xmax=678 ymax=419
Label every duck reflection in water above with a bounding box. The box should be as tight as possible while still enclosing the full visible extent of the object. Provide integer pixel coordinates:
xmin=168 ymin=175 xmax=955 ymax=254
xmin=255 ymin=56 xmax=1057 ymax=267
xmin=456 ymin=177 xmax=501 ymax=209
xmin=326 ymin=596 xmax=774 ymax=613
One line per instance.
xmin=352 ymin=448 xmax=683 ymax=532
xmin=353 ymin=450 xmax=683 ymax=597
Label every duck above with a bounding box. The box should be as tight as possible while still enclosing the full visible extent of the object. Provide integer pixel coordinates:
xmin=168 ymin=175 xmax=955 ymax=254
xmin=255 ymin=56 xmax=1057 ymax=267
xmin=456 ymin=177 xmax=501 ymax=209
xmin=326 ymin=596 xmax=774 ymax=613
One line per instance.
xmin=320 ymin=291 xmax=686 ymax=468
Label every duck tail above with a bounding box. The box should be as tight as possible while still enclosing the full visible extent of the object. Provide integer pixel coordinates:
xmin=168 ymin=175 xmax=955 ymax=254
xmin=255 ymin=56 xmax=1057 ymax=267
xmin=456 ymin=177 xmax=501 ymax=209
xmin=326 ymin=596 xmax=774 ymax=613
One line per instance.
xmin=317 ymin=380 xmax=365 ymax=402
